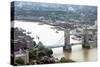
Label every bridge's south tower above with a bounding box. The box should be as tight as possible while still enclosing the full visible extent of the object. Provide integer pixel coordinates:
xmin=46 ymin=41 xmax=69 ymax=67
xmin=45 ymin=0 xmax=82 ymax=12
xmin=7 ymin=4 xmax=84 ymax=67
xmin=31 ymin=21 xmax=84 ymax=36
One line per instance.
xmin=63 ymin=29 xmax=72 ymax=52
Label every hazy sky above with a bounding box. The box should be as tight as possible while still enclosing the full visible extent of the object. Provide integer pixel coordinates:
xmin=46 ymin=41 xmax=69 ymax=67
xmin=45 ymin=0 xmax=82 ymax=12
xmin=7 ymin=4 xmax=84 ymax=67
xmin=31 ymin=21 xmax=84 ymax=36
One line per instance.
xmin=11 ymin=0 xmax=98 ymax=6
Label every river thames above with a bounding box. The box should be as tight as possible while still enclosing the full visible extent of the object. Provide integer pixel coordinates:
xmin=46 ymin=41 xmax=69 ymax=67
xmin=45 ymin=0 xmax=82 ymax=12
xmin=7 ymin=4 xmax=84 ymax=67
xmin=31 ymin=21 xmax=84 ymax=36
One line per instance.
xmin=13 ymin=20 xmax=97 ymax=62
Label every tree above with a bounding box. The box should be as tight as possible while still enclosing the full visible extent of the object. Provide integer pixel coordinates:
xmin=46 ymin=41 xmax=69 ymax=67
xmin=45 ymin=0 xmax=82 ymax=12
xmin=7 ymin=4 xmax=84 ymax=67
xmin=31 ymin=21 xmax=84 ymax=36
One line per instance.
xmin=28 ymin=41 xmax=54 ymax=64
xmin=60 ymin=57 xmax=75 ymax=63
xmin=16 ymin=57 xmax=25 ymax=65
xmin=28 ymin=48 xmax=37 ymax=62
xmin=37 ymin=41 xmax=45 ymax=50
xmin=60 ymin=57 xmax=66 ymax=62
xmin=45 ymin=48 xmax=53 ymax=57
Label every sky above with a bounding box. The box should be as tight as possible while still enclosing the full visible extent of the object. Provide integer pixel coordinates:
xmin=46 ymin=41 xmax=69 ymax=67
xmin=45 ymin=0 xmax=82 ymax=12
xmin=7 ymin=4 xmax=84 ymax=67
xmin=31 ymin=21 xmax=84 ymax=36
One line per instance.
xmin=11 ymin=0 xmax=98 ymax=6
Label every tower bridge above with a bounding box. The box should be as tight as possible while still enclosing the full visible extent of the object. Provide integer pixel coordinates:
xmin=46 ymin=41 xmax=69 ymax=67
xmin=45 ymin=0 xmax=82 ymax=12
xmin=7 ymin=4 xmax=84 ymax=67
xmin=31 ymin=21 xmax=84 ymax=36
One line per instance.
xmin=37 ymin=21 xmax=97 ymax=52
xmin=63 ymin=26 xmax=97 ymax=52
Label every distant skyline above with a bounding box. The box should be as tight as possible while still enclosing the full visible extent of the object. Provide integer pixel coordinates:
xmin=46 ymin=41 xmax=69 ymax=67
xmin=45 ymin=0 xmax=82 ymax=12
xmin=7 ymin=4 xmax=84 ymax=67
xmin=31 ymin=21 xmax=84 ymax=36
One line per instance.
xmin=11 ymin=0 xmax=98 ymax=6
xmin=12 ymin=1 xmax=97 ymax=25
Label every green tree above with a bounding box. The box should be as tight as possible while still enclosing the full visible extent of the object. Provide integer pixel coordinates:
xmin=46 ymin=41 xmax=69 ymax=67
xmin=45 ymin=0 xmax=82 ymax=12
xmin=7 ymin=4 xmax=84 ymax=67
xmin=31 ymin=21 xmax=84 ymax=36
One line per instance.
xmin=28 ymin=48 xmax=37 ymax=61
xmin=28 ymin=41 xmax=54 ymax=64
xmin=16 ymin=57 xmax=25 ymax=65
xmin=45 ymin=48 xmax=53 ymax=57
xmin=60 ymin=57 xmax=75 ymax=63
xmin=37 ymin=41 xmax=45 ymax=50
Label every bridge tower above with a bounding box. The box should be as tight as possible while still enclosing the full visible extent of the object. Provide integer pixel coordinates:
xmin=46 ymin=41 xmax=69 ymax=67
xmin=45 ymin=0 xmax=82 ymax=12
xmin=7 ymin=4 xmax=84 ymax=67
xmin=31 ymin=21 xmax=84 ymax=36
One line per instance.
xmin=82 ymin=28 xmax=90 ymax=49
xmin=63 ymin=29 xmax=72 ymax=52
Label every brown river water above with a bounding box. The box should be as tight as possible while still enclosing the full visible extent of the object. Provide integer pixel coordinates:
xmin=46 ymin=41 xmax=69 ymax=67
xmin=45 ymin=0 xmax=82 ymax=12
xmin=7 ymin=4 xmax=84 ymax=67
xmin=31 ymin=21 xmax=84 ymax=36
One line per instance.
xmin=52 ymin=46 xmax=97 ymax=62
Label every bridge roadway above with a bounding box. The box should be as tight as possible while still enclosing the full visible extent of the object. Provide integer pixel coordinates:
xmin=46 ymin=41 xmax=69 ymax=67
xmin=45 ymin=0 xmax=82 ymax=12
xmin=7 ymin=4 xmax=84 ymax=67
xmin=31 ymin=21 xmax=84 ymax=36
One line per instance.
xmin=48 ymin=41 xmax=96 ymax=48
